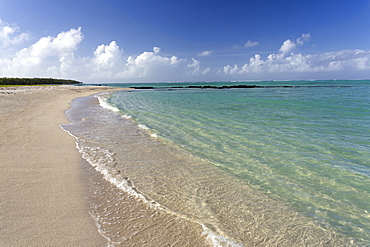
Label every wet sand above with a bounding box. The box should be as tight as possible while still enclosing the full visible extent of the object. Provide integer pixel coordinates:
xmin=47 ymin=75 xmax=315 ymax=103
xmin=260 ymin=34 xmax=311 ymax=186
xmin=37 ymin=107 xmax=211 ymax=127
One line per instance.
xmin=0 ymin=85 xmax=358 ymax=246
xmin=0 ymin=86 xmax=122 ymax=246
xmin=0 ymin=85 xmax=210 ymax=247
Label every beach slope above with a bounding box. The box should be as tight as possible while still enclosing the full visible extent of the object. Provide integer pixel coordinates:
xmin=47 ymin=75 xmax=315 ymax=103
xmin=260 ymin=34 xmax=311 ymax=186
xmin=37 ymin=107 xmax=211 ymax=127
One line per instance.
xmin=0 ymin=86 xmax=121 ymax=246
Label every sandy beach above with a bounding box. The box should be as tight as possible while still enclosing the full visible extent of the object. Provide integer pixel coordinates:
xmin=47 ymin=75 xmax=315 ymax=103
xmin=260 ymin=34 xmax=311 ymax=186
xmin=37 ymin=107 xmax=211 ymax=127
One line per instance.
xmin=0 ymin=85 xmax=210 ymax=247
xmin=0 ymin=85 xmax=122 ymax=246
xmin=0 ymin=84 xmax=361 ymax=246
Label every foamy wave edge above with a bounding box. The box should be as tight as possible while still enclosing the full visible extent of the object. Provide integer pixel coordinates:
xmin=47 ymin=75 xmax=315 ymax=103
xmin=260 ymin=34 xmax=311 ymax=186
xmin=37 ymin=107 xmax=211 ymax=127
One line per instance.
xmin=60 ymin=126 xmax=168 ymax=246
xmin=60 ymin=127 xmax=163 ymax=208
xmin=61 ymin=93 xmax=245 ymax=247
xmin=95 ymin=93 xmax=121 ymax=113
xmin=97 ymin=93 xmax=159 ymax=138
xmin=62 ymin=128 xmax=244 ymax=247
xmin=96 ymin=93 xmax=245 ymax=247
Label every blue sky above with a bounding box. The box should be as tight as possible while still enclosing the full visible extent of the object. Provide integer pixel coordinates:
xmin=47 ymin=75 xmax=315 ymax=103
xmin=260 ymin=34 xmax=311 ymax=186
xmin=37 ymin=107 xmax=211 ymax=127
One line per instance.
xmin=1 ymin=0 xmax=370 ymax=82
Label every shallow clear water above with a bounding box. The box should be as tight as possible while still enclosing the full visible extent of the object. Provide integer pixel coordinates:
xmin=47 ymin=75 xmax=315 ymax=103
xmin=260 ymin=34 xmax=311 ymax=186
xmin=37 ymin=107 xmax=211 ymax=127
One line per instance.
xmin=106 ymin=81 xmax=370 ymax=244
xmin=63 ymin=80 xmax=369 ymax=246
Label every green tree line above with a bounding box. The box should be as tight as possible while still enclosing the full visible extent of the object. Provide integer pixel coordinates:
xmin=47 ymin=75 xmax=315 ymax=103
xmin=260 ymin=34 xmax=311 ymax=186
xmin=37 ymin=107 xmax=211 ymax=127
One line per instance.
xmin=0 ymin=77 xmax=82 ymax=85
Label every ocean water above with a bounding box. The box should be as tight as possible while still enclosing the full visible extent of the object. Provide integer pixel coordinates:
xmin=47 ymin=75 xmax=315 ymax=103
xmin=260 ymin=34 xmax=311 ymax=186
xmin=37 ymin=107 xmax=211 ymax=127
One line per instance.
xmin=64 ymin=80 xmax=369 ymax=246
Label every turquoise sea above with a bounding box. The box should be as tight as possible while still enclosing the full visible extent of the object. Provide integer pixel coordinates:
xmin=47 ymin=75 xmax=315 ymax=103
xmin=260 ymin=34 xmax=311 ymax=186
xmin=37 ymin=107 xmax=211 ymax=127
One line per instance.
xmin=65 ymin=80 xmax=370 ymax=246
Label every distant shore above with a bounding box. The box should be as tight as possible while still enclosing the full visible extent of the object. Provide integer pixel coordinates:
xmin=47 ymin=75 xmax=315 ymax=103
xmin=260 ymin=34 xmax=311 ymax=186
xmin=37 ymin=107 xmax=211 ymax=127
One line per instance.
xmin=0 ymin=85 xmax=122 ymax=246
xmin=0 ymin=77 xmax=82 ymax=86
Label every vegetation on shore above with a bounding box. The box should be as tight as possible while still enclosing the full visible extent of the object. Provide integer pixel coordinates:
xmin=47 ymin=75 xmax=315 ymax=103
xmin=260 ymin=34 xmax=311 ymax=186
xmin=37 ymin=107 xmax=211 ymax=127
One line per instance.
xmin=0 ymin=77 xmax=82 ymax=86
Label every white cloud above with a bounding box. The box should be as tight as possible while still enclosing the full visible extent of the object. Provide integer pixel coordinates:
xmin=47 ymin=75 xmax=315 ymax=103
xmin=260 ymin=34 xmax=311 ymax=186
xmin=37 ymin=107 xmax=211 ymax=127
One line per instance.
xmin=98 ymin=48 xmax=211 ymax=80
xmin=243 ymin=54 xmax=264 ymax=73
xmin=86 ymin=41 xmax=125 ymax=79
xmin=2 ymin=27 xmax=83 ymax=77
xmin=187 ymin=58 xmax=200 ymax=74
xmin=93 ymin=41 xmax=124 ymax=68
xmin=279 ymin=39 xmax=296 ymax=55
xmin=118 ymin=47 xmax=186 ymax=79
xmin=187 ymin=58 xmax=211 ymax=75
xmin=1 ymin=25 xmax=369 ymax=82
xmin=80 ymin=44 xmax=189 ymax=80
xmin=153 ymin=47 xmax=161 ymax=54
xmin=223 ymin=64 xmax=239 ymax=74
xmin=0 ymin=19 xmax=29 ymax=46
xmin=244 ymin=40 xmax=259 ymax=48
xmin=223 ymin=32 xmax=370 ymax=77
xmin=0 ymin=25 xmax=210 ymax=81
xmin=296 ymin=33 xmax=310 ymax=45
xmin=279 ymin=33 xmax=310 ymax=56
xmin=305 ymin=49 xmax=370 ymax=72
xmin=202 ymin=67 xmax=211 ymax=75
xmin=198 ymin=50 xmax=213 ymax=56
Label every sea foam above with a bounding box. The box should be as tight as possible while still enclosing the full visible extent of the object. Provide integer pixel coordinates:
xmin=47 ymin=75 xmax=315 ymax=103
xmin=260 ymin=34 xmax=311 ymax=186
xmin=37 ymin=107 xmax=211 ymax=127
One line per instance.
xmin=95 ymin=93 xmax=120 ymax=112
xmin=61 ymin=92 xmax=246 ymax=247
xmin=92 ymin=94 xmax=245 ymax=247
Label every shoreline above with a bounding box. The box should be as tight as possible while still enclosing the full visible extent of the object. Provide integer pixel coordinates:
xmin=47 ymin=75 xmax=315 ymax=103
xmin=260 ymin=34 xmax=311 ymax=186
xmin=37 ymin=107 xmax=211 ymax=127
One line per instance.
xmin=1 ymin=85 xmax=359 ymax=246
xmin=64 ymin=90 xmax=356 ymax=246
xmin=63 ymin=93 xmax=211 ymax=246
xmin=0 ymin=86 xmax=122 ymax=246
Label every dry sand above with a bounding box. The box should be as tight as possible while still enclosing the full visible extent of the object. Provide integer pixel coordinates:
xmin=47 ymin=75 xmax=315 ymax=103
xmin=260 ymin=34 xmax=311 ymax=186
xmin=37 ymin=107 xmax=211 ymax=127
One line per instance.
xmin=0 ymin=85 xmax=122 ymax=246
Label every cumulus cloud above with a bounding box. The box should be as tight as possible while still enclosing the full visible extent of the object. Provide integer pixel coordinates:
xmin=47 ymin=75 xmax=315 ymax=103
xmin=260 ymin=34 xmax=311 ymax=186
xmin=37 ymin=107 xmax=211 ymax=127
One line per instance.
xmin=153 ymin=47 xmax=161 ymax=54
xmin=223 ymin=64 xmax=239 ymax=74
xmin=278 ymin=33 xmax=310 ymax=56
xmin=86 ymin=41 xmax=125 ymax=79
xmin=1 ymin=25 xmax=369 ymax=82
xmin=296 ymin=33 xmax=310 ymax=45
xmin=118 ymin=47 xmax=185 ymax=79
xmin=222 ymin=33 xmax=370 ymax=77
xmin=2 ymin=27 xmax=83 ymax=77
xmin=0 ymin=25 xmax=210 ymax=81
xmin=302 ymin=50 xmax=370 ymax=72
xmin=279 ymin=39 xmax=296 ymax=55
xmin=198 ymin=50 xmax=213 ymax=56
xmin=244 ymin=40 xmax=259 ymax=48
xmin=187 ymin=58 xmax=211 ymax=75
xmin=0 ymin=19 xmax=29 ymax=46
xmin=16 ymin=27 xmax=83 ymax=64
xmin=72 ymin=44 xmax=191 ymax=81
xmin=93 ymin=41 xmax=123 ymax=68
xmin=96 ymin=47 xmax=210 ymax=80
